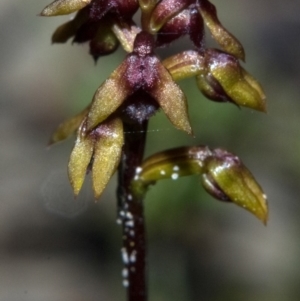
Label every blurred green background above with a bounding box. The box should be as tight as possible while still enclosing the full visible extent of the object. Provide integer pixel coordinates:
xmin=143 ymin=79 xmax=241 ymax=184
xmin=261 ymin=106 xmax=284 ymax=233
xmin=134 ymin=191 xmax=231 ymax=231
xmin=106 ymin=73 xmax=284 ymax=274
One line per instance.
xmin=1 ymin=1 xmax=300 ymax=300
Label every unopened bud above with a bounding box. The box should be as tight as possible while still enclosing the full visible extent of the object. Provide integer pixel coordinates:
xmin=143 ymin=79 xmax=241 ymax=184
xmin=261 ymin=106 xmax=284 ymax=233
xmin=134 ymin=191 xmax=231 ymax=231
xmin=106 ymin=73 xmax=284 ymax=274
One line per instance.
xmin=156 ymin=6 xmax=204 ymax=49
xmin=149 ymin=0 xmax=193 ymax=33
xmin=89 ymin=25 xmax=119 ymax=62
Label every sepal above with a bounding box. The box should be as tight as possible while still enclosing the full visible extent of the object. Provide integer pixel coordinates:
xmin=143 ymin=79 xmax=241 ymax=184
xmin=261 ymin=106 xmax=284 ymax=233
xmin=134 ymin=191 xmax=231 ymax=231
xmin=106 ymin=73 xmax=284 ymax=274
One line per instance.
xmin=68 ymin=121 xmax=94 ymax=196
xmin=198 ymin=0 xmax=245 ymax=61
xmin=40 ymin=0 xmax=91 ymax=16
xmin=49 ymin=107 xmax=89 ymax=145
xmin=92 ymin=118 xmax=124 ymax=198
xmin=51 ymin=8 xmax=88 ymax=43
xmin=112 ymin=21 xmax=141 ymax=52
xmin=68 ymin=117 xmax=124 ymax=198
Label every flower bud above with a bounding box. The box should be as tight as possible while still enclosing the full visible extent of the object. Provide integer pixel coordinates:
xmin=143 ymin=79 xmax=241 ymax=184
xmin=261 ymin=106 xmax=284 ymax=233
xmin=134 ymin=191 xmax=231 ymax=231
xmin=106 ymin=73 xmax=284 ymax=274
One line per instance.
xmin=156 ymin=6 xmax=204 ymax=49
xmin=89 ymin=25 xmax=119 ymax=61
xmin=196 ymin=49 xmax=266 ymax=111
xmin=201 ymin=149 xmax=268 ymax=224
xmin=40 ymin=0 xmax=91 ymax=16
xmin=149 ymin=0 xmax=193 ymax=33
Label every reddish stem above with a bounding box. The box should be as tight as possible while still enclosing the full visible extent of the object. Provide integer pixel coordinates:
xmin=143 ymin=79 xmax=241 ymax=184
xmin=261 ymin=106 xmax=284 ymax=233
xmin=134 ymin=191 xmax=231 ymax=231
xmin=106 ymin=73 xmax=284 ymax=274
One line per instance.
xmin=117 ymin=121 xmax=148 ymax=301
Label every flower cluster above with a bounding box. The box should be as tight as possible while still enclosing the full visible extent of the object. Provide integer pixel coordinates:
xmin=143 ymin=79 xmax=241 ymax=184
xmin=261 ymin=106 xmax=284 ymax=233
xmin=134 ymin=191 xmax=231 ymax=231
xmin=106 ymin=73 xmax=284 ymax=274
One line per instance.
xmin=41 ymin=0 xmax=267 ymax=214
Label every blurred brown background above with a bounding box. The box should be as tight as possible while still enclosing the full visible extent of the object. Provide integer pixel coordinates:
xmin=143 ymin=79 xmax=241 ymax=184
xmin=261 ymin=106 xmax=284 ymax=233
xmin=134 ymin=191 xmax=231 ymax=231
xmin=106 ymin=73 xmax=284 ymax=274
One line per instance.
xmin=1 ymin=1 xmax=300 ymax=300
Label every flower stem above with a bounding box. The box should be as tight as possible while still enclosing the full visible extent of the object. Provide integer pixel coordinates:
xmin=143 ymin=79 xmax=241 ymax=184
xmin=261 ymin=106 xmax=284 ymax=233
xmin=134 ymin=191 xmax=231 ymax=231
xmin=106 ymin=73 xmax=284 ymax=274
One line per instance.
xmin=117 ymin=121 xmax=148 ymax=301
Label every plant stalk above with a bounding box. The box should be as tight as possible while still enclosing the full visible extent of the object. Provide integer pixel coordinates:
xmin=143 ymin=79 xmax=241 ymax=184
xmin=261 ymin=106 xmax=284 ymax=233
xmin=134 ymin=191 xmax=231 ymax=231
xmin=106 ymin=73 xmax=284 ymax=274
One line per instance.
xmin=117 ymin=121 xmax=148 ymax=301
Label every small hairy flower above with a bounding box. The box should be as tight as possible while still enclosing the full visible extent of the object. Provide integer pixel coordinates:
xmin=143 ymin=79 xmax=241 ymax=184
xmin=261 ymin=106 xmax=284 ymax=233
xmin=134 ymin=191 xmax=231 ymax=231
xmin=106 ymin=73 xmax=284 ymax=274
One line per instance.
xmin=131 ymin=146 xmax=268 ymax=223
xmin=41 ymin=0 xmax=139 ymax=61
xmin=163 ymin=49 xmax=266 ymax=112
xmin=87 ymin=31 xmax=192 ymax=134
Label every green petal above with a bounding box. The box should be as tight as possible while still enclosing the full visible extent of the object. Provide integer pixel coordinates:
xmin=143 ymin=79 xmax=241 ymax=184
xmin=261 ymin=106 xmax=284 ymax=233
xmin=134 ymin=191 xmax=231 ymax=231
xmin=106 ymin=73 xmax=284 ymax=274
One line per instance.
xmin=51 ymin=9 xmax=88 ymax=43
xmin=49 ymin=107 xmax=89 ymax=145
xmin=92 ymin=118 xmax=124 ymax=198
xmin=87 ymin=63 xmax=131 ymax=131
xmin=68 ymin=123 xmax=94 ymax=196
xmin=40 ymin=0 xmax=91 ymax=16
xmin=151 ymin=62 xmax=192 ymax=134
xmin=198 ymin=1 xmax=245 ymax=60
xmin=112 ymin=21 xmax=141 ymax=53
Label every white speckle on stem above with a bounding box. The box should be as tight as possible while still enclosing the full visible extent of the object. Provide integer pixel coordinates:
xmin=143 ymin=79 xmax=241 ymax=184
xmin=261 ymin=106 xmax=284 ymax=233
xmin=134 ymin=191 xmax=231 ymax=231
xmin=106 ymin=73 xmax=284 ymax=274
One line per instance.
xmin=126 ymin=212 xmax=133 ymax=219
xmin=173 ymin=165 xmax=180 ymax=171
xmin=130 ymin=250 xmax=137 ymax=263
xmin=121 ymin=248 xmax=129 ymax=264
xmin=123 ymin=279 xmax=129 ymax=288
xmin=171 ymin=173 xmax=179 ymax=180
xmin=122 ymin=268 xmax=129 ymax=278
xmin=136 ymin=167 xmax=142 ymax=174
xmin=160 ymin=170 xmax=166 ymax=175
xmin=125 ymin=220 xmax=134 ymax=228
